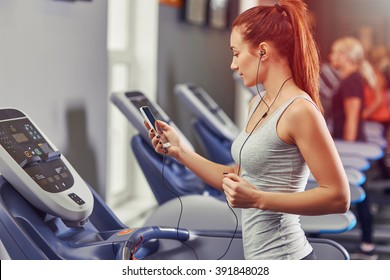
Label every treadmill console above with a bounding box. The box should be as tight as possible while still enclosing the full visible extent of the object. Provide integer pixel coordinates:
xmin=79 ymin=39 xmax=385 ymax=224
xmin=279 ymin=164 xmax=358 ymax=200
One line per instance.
xmin=175 ymin=83 xmax=240 ymax=141
xmin=0 ymin=109 xmax=93 ymax=226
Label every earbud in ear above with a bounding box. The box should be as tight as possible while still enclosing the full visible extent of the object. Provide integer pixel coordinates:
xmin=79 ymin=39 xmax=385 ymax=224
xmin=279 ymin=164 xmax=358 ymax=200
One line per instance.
xmin=259 ymin=50 xmax=266 ymax=57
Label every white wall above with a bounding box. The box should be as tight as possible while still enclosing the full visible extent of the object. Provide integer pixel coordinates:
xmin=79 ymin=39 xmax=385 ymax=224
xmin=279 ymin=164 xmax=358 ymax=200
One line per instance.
xmin=0 ymin=0 xmax=108 ymax=196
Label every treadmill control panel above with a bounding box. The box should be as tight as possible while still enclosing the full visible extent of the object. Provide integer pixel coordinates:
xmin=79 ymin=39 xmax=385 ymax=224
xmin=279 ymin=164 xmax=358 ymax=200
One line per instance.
xmin=0 ymin=114 xmax=74 ymax=194
xmin=188 ymin=85 xmax=227 ymax=125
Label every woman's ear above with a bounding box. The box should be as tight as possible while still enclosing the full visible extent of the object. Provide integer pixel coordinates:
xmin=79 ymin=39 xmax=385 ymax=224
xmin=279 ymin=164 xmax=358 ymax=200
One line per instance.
xmin=258 ymin=42 xmax=269 ymax=59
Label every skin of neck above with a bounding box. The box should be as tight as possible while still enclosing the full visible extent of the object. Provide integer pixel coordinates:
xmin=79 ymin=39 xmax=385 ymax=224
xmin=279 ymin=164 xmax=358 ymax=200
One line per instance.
xmin=261 ymin=57 xmax=293 ymax=103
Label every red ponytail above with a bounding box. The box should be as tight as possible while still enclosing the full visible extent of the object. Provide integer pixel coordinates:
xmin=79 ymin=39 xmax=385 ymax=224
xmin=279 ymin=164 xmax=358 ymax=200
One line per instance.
xmin=233 ymin=0 xmax=323 ymax=113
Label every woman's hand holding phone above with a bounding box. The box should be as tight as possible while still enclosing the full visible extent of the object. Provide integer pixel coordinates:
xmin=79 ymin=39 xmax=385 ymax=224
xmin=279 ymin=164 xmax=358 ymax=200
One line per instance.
xmin=140 ymin=106 xmax=172 ymax=154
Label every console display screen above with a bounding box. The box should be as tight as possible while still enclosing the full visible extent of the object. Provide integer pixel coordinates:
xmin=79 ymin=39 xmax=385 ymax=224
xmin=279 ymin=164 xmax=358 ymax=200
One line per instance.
xmin=12 ymin=132 xmax=29 ymax=143
xmin=0 ymin=119 xmax=48 ymax=164
xmin=0 ymin=118 xmax=73 ymax=193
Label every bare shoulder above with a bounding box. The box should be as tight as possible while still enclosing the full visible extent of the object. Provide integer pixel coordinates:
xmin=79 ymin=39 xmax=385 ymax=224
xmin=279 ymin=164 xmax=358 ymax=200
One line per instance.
xmin=283 ymin=95 xmax=323 ymax=123
xmin=278 ymin=94 xmax=326 ymax=144
xmin=248 ymin=95 xmax=259 ymax=108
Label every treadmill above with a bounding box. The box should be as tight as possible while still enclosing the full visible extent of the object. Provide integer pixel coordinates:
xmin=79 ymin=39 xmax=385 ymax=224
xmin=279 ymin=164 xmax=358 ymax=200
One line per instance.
xmin=0 ymin=108 xmax=245 ymax=260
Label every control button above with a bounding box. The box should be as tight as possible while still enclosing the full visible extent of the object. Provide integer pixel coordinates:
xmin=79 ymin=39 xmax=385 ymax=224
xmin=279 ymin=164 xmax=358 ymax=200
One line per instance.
xmin=20 ymin=155 xmax=41 ymax=168
xmin=38 ymin=143 xmax=52 ymax=154
xmin=24 ymin=150 xmax=33 ymax=158
xmin=68 ymin=193 xmax=85 ymax=205
xmin=37 ymin=178 xmax=48 ymax=186
xmin=34 ymin=174 xmax=45 ymax=180
xmin=46 ymin=150 xmax=61 ymax=162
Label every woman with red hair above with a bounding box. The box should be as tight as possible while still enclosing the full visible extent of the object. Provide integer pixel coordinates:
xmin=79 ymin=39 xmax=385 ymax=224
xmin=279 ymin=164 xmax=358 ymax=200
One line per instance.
xmin=146 ymin=0 xmax=350 ymax=260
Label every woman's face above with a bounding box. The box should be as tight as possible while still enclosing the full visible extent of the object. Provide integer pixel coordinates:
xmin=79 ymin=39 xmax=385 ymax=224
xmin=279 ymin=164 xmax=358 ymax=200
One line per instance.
xmin=230 ymin=28 xmax=260 ymax=87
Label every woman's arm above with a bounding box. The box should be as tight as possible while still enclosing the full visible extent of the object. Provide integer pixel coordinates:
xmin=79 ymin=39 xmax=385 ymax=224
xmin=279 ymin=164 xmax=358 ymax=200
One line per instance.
xmin=343 ymin=97 xmax=362 ymax=141
xmin=148 ymin=96 xmax=259 ymax=191
xmin=148 ymin=120 xmax=235 ymax=191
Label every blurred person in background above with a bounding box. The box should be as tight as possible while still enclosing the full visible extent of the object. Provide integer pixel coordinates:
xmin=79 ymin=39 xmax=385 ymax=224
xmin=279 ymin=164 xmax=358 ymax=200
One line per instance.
xmin=330 ymin=36 xmax=378 ymax=260
xmin=363 ymin=45 xmax=390 ymax=179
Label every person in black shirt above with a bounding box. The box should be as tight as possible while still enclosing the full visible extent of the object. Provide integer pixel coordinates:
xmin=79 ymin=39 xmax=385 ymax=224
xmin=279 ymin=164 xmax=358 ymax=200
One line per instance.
xmin=330 ymin=36 xmax=378 ymax=260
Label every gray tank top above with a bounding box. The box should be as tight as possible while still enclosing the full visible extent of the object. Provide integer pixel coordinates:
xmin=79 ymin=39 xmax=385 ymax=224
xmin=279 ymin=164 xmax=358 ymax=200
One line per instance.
xmin=231 ymin=95 xmax=314 ymax=260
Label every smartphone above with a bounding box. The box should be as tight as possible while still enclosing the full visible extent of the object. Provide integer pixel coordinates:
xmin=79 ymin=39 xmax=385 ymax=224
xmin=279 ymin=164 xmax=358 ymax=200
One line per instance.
xmin=140 ymin=106 xmax=163 ymax=134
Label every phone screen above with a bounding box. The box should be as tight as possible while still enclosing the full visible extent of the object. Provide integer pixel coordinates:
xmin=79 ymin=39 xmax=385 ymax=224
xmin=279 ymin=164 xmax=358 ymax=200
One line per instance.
xmin=140 ymin=106 xmax=163 ymax=134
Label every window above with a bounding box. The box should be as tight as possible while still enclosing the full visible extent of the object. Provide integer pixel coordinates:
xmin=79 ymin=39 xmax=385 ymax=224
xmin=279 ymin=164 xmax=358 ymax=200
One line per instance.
xmin=106 ymin=0 xmax=159 ymax=225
